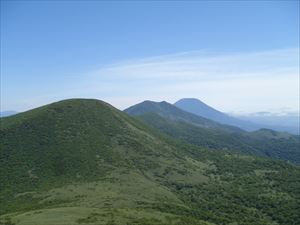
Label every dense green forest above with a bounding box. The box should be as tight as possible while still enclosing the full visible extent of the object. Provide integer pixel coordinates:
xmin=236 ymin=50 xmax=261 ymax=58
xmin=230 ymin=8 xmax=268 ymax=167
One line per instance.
xmin=1 ymin=99 xmax=299 ymax=225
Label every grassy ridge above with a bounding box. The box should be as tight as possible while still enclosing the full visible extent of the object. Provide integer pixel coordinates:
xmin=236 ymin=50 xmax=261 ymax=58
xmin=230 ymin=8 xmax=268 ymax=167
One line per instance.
xmin=132 ymin=108 xmax=300 ymax=164
xmin=1 ymin=99 xmax=300 ymax=225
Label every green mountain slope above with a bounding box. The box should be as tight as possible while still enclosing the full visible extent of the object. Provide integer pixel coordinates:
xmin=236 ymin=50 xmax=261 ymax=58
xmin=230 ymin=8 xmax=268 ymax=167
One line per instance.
xmin=136 ymin=113 xmax=261 ymax=155
xmin=124 ymin=100 xmax=242 ymax=133
xmin=1 ymin=99 xmax=300 ymax=225
xmin=125 ymin=101 xmax=300 ymax=164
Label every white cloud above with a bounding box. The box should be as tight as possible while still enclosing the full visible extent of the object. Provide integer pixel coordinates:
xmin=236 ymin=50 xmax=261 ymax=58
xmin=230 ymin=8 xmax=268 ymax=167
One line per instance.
xmin=3 ymin=48 xmax=299 ymax=113
xmin=84 ymin=48 xmax=299 ymax=112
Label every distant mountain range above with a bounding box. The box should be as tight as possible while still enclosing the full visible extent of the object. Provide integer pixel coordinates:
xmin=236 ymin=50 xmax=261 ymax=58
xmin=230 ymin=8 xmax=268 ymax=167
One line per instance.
xmin=3 ymin=98 xmax=298 ymax=133
xmin=124 ymin=100 xmax=242 ymax=133
xmin=1 ymin=99 xmax=300 ymax=225
xmin=174 ymin=98 xmax=299 ymax=134
xmin=125 ymin=100 xmax=300 ymax=164
xmin=0 ymin=110 xmax=18 ymax=117
xmin=174 ymin=98 xmax=258 ymax=130
xmin=235 ymin=112 xmax=299 ymax=134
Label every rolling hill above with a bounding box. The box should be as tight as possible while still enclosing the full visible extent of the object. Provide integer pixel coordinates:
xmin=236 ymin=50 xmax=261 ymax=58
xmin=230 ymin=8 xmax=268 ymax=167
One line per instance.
xmin=125 ymin=100 xmax=300 ymax=164
xmin=1 ymin=99 xmax=300 ymax=225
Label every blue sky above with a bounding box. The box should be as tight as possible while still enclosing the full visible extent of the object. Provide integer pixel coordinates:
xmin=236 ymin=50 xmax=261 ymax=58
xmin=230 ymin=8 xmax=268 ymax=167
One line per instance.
xmin=1 ymin=1 xmax=299 ymax=113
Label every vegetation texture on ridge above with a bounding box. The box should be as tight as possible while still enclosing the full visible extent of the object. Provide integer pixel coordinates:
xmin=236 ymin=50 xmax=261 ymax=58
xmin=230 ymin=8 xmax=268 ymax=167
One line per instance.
xmin=125 ymin=100 xmax=300 ymax=164
xmin=1 ymin=99 xmax=300 ymax=225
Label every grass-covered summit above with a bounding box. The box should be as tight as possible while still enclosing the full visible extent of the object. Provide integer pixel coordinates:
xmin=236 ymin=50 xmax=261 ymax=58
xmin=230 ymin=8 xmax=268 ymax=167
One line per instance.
xmin=1 ymin=99 xmax=300 ymax=225
xmin=1 ymin=98 xmax=182 ymax=197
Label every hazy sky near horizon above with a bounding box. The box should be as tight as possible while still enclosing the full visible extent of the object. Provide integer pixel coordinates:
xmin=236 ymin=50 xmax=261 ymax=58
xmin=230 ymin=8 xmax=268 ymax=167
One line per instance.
xmin=1 ymin=1 xmax=299 ymax=113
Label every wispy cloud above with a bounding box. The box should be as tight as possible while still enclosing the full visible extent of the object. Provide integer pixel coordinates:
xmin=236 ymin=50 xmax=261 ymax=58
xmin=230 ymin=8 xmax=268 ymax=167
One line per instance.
xmin=4 ymin=48 xmax=299 ymax=113
xmin=81 ymin=48 xmax=299 ymax=113
xmin=93 ymin=48 xmax=297 ymax=79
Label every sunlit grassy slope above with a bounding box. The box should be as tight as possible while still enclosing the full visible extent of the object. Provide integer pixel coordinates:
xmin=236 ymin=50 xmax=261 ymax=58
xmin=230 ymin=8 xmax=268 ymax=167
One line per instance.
xmin=1 ymin=99 xmax=300 ymax=225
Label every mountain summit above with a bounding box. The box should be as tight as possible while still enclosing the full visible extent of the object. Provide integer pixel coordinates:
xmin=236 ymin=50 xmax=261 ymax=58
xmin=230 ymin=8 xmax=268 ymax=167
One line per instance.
xmin=174 ymin=98 xmax=228 ymax=121
xmin=174 ymin=98 xmax=259 ymax=131
xmin=124 ymin=100 xmax=240 ymax=132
